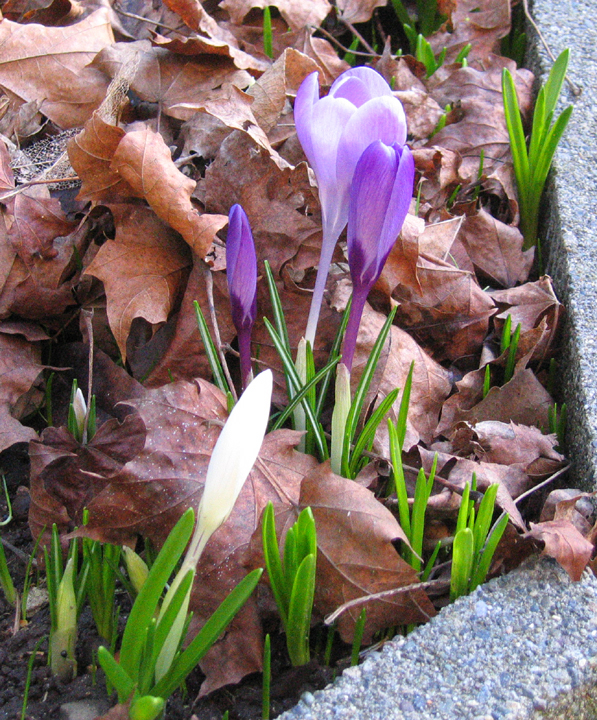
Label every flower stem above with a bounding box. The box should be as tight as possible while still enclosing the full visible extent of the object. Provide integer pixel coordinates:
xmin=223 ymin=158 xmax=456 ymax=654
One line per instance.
xmin=238 ymin=328 xmax=253 ymax=390
xmin=304 ymin=226 xmax=340 ymax=347
xmin=341 ymin=284 xmax=370 ymax=371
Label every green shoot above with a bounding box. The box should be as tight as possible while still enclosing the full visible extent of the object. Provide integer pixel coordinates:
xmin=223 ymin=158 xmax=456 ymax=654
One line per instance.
xmin=344 ymin=36 xmax=360 ymax=66
xmin=351 ymin=609 xmax=367 ymax=666
xmin=502 ymin=49 xmax=573 ymax=249
xmin=415 ymin=34 xmax=446 ymax=77
xmin=98 ymin=508 xmax=262 ymax=704
xmin=262 ymin=633 xmax=271 ymax=720
xmin=262 ymin=502 xmax=317 ymax=666
xmin=21 ymin=637 xmax=45 ymax=720
xmin=482 ymin=364 xmax=491 ymax=398
xmin=340 ymin=307 xmax=398 ymax=478
xmin=263 ymin=6 xmax=273 ymax=59
xmin=503 ymin=322 xmax=521 ymax=384
xmin=450 ymin=483 xmax=509 ymax=600
xmin=194 ymin=300 xmax=230 ymax=396
xmin=548 ymin=402 xmax=567 ymax=449
xmin=81 ymin=534 xmax=121 ymax=646
xmin=430 ymin=103 xmax=451 ymax=138
xmin=0 ymin=476 xmax=16 ymax=606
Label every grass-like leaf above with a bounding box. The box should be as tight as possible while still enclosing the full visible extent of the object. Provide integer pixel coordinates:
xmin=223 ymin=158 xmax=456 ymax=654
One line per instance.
xmin=194 ymin=301 xmax=229 ymax=395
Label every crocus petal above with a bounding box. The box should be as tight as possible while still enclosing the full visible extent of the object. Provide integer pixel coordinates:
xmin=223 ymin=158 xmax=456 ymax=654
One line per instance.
xmin=227 ymin=204 xmax=257 ymax=330
xmin=196 ymin=369 xmax=273 ymax=543
xmin=336 ymin=95 xmax=407 ymax=192
xmin=329 ymin=66 xmax=394 ymax=103
xmin=293 ymin=71 xmax=320 ymax=169
xmin=377 ymin=144 xmax=415 ymax=267
xmin=329 ymin=75 xmax=373 ymax=107
xmin=347 ymin=140 xmax=398 ymax=287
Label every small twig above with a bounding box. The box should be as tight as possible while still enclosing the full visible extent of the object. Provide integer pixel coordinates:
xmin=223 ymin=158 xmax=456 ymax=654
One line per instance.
xmin=112 ymin=2 xmax=181 ymax=33
xmin=202 ymin=263 xmax=237 ymax=401
xmin=1 ymin=537 xmax=37 ymax=567
xmin=311 ymin=25 xmax=380 ymax=59
xmin=338 ymin=17 xmax=377 ymax=55
xmin=325 ymin=578 xmax=447 ymax=625
xmin=0 ymin=176 xmax=80 ymax=202
xmin=513 ymin=463 xmax=571 ymax=506
xmin=521 ymin=0 xmax=581 ymax=96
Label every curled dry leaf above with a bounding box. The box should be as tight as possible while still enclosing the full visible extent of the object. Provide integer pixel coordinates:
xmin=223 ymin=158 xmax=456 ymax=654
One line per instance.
xmin=0 ymin=331 xmax=43 ymax=453
xmin=540 ymin=489 xmax=595 ymax=537
xmin=110 ymin=126 xmax=226 ymax=257
xmin=84 ymin=204 xmax=192 ymax=363
xmin=299 ymin=463 xmax=436 ymax=642
xmin=336 ymin=0 xmax=387 ymax=24
xmin=0 ymin=9 xmax=113 ymax=128
xmin=524 ymin=520 xmax=594 ymax=581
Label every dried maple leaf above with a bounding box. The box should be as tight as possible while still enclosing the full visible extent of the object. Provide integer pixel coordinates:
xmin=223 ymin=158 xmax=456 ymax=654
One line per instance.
xmin=524 ymin=520 xmax=593 ymax=581
xmin=298 ymin=463 xmax=436 ymax=641
xmin=0 ymin=331 xmax=43 ymax=453
xmin=84 ymin=204 xmax=192 ymax=363
xmin=110 ymin=127 xmax=227 ymax=257
xmin=0 ymin=9 xmax=113 ymax=128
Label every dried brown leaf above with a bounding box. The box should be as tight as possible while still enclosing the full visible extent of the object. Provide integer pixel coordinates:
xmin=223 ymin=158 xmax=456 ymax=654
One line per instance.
xmin=0 ymin=332 xmax=42 ymax=453
xmin=110 ymin=127 xmax=226 ymax=257
xmin=0 ymin=9 xmax=113 ymax=128
xmin=524 ymin=520 xmax=593 ymax=581
xmin=84 ymin=204 xmax=191 ymax=362
xmin=221 ymin=0 xmax=332 ymax=32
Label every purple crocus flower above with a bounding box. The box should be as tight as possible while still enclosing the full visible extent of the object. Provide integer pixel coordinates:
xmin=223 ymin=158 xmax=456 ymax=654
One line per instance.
xmin=226 ymin=204 xmax=257 ymax=389
xmin=294 ymin=67 xmax=407 ymax=345
xmin=341 ymin=140 xmax=415 ymax=371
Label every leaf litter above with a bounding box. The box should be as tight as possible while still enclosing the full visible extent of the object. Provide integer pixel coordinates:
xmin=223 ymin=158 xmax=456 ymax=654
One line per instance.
xmin=0 ymin=0 xmax=592 ymax=716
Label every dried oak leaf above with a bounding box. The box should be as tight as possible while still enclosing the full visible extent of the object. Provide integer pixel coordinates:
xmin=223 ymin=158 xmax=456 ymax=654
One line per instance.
xmin=93 ymin=40 xmax=253 ymax=122
xmin=541 ymin=490 xmax=595 ymax=537
xmin=299 ymin=463 xmax=436 ymax=642
xmin=0 ymin=9 xmax=113 ymax=128
xmin=437 ymin=368 xmax=553 ymax=439
xmin=524 ymin=520 xmax=593 ymax=581
xmin=221 ymin=0 xmax=332 ymax=32
xmin=0 ymin=331 xmax=43 ymax=452
xmin=458 ymin=208 xmax=534 ymax=288
xmin=429 ymin=0 xmax=511 ymax=62
xmin=110 ymin=126 xmax=227 ymax=257
xmin=84 ymin=203 xmax=192 ymax=363
xmin=278 ymin=27 xmax=349 ymax=85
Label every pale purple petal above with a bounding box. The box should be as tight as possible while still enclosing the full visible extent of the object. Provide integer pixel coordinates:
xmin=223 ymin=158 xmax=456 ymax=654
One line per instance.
xmin=329 ymin=66 xmax=394 ymax=102
xmin=347 ymin=141 xmax=397 ymax=287
xmin=336 ymin=95 xmax=408 ymax=191
xmin=308 ymin=95 xmax=356 ymax=229
xmin=329 ymin=76 xmax=372 ymax=107
xmin=293 ymin=71 xmax=320 ymax=169
xmin=377 ymin=145 xmax=415 ymax=265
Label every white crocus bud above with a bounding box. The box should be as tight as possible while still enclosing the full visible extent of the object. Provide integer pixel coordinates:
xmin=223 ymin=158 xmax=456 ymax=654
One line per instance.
xmin=122 ymin=546 xmax=149 ymax=596
xmin=50 ymin=558 xmax=77 ymax=682
xmin=330 ymin=363 xmax=351 ymax=475
xmin=155 ymin=369 xmax=273 ymax=682
xmin=72 ymin=388 xmax=87 ymax=439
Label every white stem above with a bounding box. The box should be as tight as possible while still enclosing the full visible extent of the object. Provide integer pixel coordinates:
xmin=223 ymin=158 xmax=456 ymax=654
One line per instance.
xmin=330 ymin=363 xmax=351 ymax=475
xmin=293 ymin=338 xmax=307 ymax=452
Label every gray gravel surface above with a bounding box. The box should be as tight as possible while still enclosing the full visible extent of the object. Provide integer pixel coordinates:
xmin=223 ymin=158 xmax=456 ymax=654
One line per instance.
xmin=279 ymin=558 xmax=597 ymax=720
xmin=280 ymin=3 xmax=597 ymax=720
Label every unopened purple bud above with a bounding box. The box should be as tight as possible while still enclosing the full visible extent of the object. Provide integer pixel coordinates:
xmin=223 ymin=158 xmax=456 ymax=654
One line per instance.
xmin=342 ymin=140 xmax=415 ymax=370
xmin=226 ymin=204 xmax=257 ymax=388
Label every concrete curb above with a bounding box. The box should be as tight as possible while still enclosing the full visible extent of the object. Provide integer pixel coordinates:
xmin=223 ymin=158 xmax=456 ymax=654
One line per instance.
xmin=279 ymin=4 xmax=597 ymax=719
